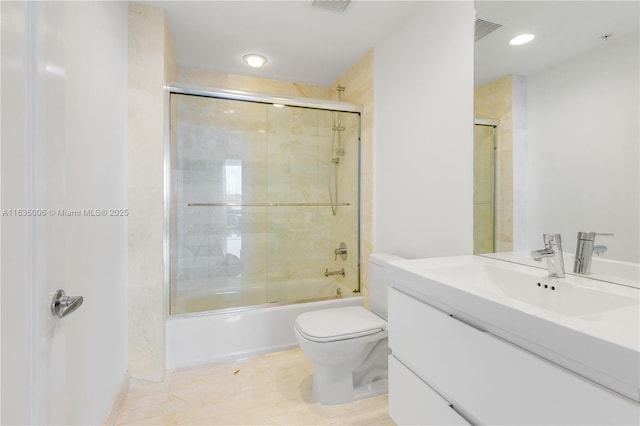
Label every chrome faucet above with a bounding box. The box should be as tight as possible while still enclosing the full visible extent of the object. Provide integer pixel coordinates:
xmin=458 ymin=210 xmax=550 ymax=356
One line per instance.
xmin=334 ymin=242 xmax=348 ymax=261
xmin=530 ymin=234 xmax=565 ymax=278
xmin=573 ymin=232 xmax=614 ymax=275
xmin=324 ymin=268 xmax=345 ymax=277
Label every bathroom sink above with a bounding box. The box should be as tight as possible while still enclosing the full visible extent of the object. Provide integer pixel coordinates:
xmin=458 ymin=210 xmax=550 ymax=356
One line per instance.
xmin=423 ymin=262 xmax=638 ymax=317
xmin=387 ymin=255 xmax=640 ymax=402
xmin=481 ymin=251 xmax=640 ymax=288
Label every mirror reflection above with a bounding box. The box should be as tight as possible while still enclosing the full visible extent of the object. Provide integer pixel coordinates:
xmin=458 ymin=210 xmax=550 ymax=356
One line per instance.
xmin=473 ymin=1 xmax=639 ymax=286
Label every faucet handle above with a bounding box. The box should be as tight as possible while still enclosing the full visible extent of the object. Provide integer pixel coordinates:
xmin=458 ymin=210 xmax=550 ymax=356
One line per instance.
xmin=577 ymin=232 xmax=613 ymax=241
xmin=543 ymin=233 xmax=562 ymax=248
xmin=334 ymin=242 xmax=347 ymax=261
xmin=593 ymin=245 xmax=608 ymax=257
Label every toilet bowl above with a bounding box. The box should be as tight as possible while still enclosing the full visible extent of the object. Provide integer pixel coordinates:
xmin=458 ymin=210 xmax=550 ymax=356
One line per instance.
xmin=294 ymin=253 xmax=404 ymax=405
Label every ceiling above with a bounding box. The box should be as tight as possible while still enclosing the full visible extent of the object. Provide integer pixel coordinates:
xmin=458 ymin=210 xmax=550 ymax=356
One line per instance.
xmin=143 ymin=1 xmax=422 ymax=86
xmin=145 ymin=1 xmax=639 ymax=88
xmin=475 ymin=1 xmax=639 ymax=87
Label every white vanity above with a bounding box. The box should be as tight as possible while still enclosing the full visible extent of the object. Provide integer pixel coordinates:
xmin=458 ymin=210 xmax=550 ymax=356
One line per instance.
xmin=387 ymin=255 xmax=640 ymax=425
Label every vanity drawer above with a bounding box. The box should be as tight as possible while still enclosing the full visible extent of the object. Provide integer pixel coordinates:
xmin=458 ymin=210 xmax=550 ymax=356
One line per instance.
xmin=389 ymin=355 xmax=470 ymax=426
xmin=388 ymin=288 xmax=640 ymax=425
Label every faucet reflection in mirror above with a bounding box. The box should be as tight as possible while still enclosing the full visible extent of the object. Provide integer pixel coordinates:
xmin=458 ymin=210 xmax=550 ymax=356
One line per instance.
xmin=574 ymin=232 xmax=614 ymax=275
xmin=530 ymin=234 xmax=565 ymax=278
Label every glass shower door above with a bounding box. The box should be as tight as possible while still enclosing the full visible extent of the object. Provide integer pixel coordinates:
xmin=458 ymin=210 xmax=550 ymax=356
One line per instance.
xmin=171 ymin=95 xmax=269 ymax=314
xmin=170 ymin=93 xmax=360 ymax=315
xmin=264 ymin=106 xmax=360 ymax=304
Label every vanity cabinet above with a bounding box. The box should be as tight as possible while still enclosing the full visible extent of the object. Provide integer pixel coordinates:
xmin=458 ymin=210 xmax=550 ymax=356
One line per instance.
xmin=389 ymin=356 xmax=470 ymax=425
xmin=388 ymin=287 xmax=640 ymax=425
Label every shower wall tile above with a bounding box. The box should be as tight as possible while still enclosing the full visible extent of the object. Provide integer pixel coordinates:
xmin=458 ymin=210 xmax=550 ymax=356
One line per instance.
xmin=128 ymin=286 xmax=165 ymax=382
xmin=128 ymin=2 xmax=176 ymax=381
xmin=129 ymin=187 xmax=164 ymax=288
xmin=164 ymin=18 xmax=178 ymax=82
xmin=178 ymin=69 xmax=333 ymax=100
xmin=128 ymin=90 xmax=164 ymax=189
xmin=128 ymin=5 xmax=164 ymax=90
xmin=475 ymin=75 xmax=514 ymax=252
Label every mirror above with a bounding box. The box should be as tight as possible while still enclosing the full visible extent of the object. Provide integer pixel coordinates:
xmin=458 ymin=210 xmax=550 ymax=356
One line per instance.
xmin=473 ymin=1 xmax=639 ymax=286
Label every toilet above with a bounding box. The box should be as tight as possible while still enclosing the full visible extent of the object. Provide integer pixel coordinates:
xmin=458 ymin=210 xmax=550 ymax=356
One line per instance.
xmin=294 ymin=253 xmax=404 ymax=405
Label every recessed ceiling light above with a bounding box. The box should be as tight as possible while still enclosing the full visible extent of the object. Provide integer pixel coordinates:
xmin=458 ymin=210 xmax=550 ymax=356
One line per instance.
xmin=509 ymin=34 xmax=535 ymax=46
xmin=272 ymin=103 xmax=285 ymax=108
xmin=242 ymin=53 xmax=268 ymax=68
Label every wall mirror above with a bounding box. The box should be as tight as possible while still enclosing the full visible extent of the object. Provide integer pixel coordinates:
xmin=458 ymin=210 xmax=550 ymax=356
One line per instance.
xmin=473 ymin=1 xmax=639 ymax=287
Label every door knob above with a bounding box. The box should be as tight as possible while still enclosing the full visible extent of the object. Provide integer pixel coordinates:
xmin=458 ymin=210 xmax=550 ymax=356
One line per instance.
xmin=51 ymin=289 xmax=83 ymax=319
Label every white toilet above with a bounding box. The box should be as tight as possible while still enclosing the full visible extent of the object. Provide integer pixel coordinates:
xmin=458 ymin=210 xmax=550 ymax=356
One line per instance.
xmin=294 ymin=253 xmax=404 ymax=405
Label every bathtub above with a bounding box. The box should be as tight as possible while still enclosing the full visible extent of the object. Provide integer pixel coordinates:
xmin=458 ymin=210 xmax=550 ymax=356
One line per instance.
xmin=166 ymin=280 xmax=361 ymax=369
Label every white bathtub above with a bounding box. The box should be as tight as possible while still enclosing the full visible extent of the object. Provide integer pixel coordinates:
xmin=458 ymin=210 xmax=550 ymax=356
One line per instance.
xmin=166 ymin=281 xmax=361 ymax=369
xmin=172 ymin=279 xmax=353 ymax=314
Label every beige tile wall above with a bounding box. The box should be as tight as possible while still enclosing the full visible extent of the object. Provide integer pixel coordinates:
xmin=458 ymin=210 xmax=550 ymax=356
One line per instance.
xmin=474 ymin=75 xmax=514 ymax=252
xmin=128 ymin=2 xmax=176 ymax=381
xmin=177 ymin=68 xmax=332 ymax=99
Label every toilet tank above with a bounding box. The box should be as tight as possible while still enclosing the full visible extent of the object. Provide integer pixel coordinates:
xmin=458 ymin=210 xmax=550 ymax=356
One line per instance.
xmin=368 ymin=253 xmax=406 ymax=320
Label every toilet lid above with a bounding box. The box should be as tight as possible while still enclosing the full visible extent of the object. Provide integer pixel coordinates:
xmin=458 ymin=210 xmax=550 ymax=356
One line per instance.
xmin=295 ymin=306 xmax=386 ymax=343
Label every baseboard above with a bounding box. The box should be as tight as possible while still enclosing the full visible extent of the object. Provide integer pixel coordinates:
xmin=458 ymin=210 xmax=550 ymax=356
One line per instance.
xmin=102 ymin=372 xmax=130 ymax=426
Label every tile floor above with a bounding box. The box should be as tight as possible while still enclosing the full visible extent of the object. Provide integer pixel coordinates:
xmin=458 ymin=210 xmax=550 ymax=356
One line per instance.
xmin=112 ymin=348 xmax=395 ymax=425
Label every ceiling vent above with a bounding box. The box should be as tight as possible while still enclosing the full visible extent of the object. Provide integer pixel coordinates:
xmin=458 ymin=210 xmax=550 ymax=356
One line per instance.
xmin=311 ymin=0 xmax=351 ymax=13
xmin=475 ymin=19 xmax=502 ymax=41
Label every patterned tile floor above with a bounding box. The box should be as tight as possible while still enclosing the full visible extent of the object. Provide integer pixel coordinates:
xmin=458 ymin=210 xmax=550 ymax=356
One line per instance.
xmin=112 ymin=348 xmax=395 ymax=425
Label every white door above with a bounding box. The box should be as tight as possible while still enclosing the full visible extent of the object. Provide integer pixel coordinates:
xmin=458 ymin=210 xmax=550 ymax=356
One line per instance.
xmin=1 ymin=2 xmax=128 ymax=424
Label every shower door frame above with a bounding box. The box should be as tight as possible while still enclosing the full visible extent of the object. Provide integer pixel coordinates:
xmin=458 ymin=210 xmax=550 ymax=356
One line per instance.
xmin=164 ymin=83 xmax=363 ymax=317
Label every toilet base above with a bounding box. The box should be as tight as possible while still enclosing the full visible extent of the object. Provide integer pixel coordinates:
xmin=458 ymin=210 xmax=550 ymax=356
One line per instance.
xmin=311 ymin=339 xmax=389 ymax=405
xmin=312 ymin=367 xmax=389 ymax=405
xmin=312 ymin=364 xmax=355 ymax=405
xmin=353 ymin=378 xmax=388 ymax=401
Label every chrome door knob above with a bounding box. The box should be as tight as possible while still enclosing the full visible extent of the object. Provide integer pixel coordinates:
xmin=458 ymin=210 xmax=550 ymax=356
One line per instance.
xmin=51 ymin=289 xmax=83 ymax=318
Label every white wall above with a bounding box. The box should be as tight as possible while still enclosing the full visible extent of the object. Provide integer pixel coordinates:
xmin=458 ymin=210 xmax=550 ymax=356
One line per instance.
xmin=1 ymin=2 xmax=32 ymax=423
xmin=1 ymin=2 xmax=128 ymax=424
xmin=519 ymin=33 xmax=639 ymax=262
xmin=61 ymin=3 xmax=128 ymax=423
xmin=374 ymin=1 xmax=475 ymax=259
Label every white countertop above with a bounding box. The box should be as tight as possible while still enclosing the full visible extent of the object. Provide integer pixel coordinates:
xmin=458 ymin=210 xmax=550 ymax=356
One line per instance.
xmin=387 ymin=255 xmax=640 ymax=402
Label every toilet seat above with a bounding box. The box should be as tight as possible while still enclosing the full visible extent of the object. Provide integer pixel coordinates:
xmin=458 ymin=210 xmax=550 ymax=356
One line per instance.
xmin=294 ymin=306 xmax=386 ymax=343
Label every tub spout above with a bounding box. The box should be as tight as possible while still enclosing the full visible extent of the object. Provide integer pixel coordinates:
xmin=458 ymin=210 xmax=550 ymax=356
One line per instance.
xmin=324 ymin=268 xmax=345 ymax=277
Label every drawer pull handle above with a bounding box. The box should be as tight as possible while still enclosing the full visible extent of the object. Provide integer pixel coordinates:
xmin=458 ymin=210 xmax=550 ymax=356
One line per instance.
xmin=449 ymin=314 xmax=487 ymax=333
xmin=449 ymin=404 xmax=475 ymax=425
